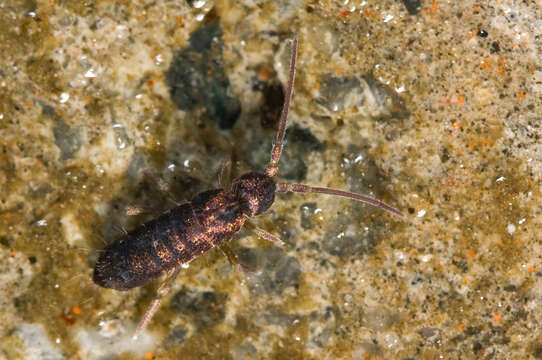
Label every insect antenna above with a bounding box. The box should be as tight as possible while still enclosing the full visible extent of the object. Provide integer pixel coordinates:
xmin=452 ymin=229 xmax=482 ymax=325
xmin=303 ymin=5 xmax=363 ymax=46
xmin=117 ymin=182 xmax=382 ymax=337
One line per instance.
xmin=275 ymin=183 xmax=404 ymax=218
xmin=265 ymin=36 xmax=298 ymax=177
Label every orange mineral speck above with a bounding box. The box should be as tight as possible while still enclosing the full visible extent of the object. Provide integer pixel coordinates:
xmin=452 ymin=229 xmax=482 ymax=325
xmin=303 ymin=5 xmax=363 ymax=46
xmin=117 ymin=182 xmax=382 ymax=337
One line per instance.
xmin=258 ymin=66 xmax=271 ymax=81
xmin=481 ymin=60 xmax=490 ymax=68
xmin=71 ymin=306 xmax=82 ymax=315
xmin=518 ymin=91 xmax=525 ymax=99
xmin=144 ymin=353 xmax=153 ymax=360
xmin=458 ymin=323 xmax=465 ymax=330
xmin=457 ymin=96 xmax=464 ymax=104
xmin=493 ymin=314 xmax=502 ymax=324
xmin=432 ymin=1 xmax=438 ymax=10
xmin=484 ymin=140 xmax=491 ymax=147
xmin=466 ymin=249 xmax=475 ymax=259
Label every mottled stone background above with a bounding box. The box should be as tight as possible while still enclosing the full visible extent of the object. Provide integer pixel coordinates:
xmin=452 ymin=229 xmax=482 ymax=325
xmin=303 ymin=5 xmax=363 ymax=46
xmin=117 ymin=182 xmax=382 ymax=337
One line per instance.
xmin=1 ymin=0 xmax=541 ymax=359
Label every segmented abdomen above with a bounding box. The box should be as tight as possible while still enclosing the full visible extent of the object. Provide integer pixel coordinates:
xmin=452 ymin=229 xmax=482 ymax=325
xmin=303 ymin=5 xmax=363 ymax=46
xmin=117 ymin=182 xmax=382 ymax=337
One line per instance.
xmin=93 ymin=189 xmax=245 ymax=290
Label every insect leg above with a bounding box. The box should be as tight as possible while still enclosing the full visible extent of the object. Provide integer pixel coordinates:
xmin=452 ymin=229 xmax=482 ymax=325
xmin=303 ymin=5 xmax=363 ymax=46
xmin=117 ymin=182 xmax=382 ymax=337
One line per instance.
xmin=133 ymin=266 xmax=183 ymax=340
xmin=142 ymin=169 xmax=170 ymax=193
xmin=244 ymin=219 xmax=284 ymax=246
xmin=141 ymin=170 xmax=180 ymax=206
xmin=218 ymin=158 xmax=232 ymax=188
xmin=219 ymin=243 xmax=259 ymax=274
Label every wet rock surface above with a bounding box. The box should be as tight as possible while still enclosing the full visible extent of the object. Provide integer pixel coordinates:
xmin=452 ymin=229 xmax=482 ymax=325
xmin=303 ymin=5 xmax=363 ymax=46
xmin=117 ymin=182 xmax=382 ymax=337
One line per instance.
xmin=170 ymin=287 xmax=228 ymax=329
xmin=166 ymin=21 xmax=241 ymax=130
xmin=244 ymin=123 xmax=323 ymax=182
xmin=2 ymin=0 xmax=542 ymax=359
xmin=235 ymin=247 xmax=302 ymax=295
xmin=313 ymin=73 xmax=409 ymax=121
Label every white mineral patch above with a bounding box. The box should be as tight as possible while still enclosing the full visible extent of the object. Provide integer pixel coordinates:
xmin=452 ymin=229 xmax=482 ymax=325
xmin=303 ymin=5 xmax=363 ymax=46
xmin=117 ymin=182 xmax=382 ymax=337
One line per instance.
xmin=14 ymin=323 xmax=64 ymax=360
xmin=60 ymin=212 xmax=84 ymax=247
xmin=76 ymin=324 xmax=156 ymax=359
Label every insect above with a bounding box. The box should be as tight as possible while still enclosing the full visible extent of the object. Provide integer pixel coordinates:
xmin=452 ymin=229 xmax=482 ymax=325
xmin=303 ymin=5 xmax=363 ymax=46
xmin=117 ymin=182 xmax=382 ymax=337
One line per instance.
xmin=93 ymin=37 xmax=404 ymax=338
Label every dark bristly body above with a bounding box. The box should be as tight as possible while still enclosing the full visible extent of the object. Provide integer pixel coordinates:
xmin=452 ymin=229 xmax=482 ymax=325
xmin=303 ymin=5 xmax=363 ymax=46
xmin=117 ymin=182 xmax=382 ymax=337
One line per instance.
xmin=94 ymin=173 xmax=274 ymax=290
xmin=93 ymin=36 xmax=404 ymax=338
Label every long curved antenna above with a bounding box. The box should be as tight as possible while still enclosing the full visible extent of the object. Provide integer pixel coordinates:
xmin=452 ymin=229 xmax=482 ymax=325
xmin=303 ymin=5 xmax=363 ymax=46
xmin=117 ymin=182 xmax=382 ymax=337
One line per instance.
xmin=276 ymin=183 xmax=404 ymax=218
xmin=266 ymin=36 xmax=298 ymax=177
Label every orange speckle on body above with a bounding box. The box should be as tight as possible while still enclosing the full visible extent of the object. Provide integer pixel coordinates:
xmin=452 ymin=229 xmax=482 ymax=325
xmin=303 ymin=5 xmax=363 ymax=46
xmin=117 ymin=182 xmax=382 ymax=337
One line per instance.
xmin=432 ymin=1 xmax=438 ymax=10
xmin=458 ymin=323 xmax=465 ymax=329
xmin=518 ymin=91 xmax=525 ymax=99
xmin=462 ymin=277 xmax=468 ymax=284
xmin=466 ymin=249 xmax=475 ymax=259
xmin=11 ymin=251 xmax=16 ymax=256
xmin=498 ymin=66 xmax=504 ymax=73
xmin=457 ymin=96 xmax=464 ymax=104
xmin=27 ymin=101 xmax=34 ymax=107
xmin=315 ymin=81 xmax=320 ymax=89
xmin=456 ymin=148 xmax=462 ymax=154
xmin=468 ymin=141 xmax=475 ymax=149
xmin=71 ymin=306 xmax=82 ymax=315
xmin=480 ymin=60 xmax=490 ymax=68
xmin=364 ymin=10 xmax=371 ymax=19
xmin=146 ymin=80 xmax=154 ymax=87
xmin=451 ymin=122 xmax=459 ymax=130
xmin=528 ymin=266 xmax=539 ymax=272
xmin=484 ymin=140 xmax=491 ymax=147
xmin=493 ymin=314 xmax=502 ymax=324
xmin=144 ymin=353 xmax=153 ymax=360
xmin=339 ymin=11 xmax=348 ymax=19
xmin=336 ymin=68 xmax=343 ymax=75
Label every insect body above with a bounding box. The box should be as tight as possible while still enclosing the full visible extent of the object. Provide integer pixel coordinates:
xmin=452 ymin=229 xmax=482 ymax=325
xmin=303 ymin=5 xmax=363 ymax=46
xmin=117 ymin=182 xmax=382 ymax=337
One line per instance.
xmin=93 ymin=37 xmax=403 ymax=337
xmin=93 ymin=173 xmax=274 ymax=290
